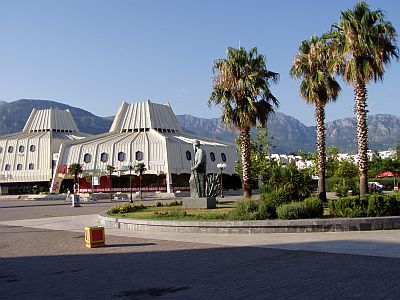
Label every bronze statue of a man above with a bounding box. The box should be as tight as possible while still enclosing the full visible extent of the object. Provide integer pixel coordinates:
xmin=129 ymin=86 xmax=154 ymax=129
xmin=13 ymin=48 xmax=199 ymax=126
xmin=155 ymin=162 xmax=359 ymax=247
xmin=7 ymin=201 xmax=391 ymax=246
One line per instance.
xmin=190 ymin=139 xmax=206 ymax=198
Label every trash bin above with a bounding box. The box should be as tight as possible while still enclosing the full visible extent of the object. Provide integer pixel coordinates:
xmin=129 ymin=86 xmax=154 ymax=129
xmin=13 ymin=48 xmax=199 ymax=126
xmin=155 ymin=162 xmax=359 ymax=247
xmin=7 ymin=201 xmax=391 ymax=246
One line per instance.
xmin=84 ymin=226 xmax=105 ymax=248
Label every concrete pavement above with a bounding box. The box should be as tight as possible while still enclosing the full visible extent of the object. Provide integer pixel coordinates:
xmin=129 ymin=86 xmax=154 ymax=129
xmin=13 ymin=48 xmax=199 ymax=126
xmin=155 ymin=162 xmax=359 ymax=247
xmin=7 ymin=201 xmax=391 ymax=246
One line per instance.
xmin=1 ymin=197 xmax=400 ymax=299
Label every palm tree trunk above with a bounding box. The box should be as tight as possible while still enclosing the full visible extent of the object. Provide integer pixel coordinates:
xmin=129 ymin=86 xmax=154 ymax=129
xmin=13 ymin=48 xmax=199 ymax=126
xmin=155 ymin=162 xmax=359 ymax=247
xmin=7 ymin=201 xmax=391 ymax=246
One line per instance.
xmin=240 ymin=127 xmax=252 ymax=198
xmin=354 ymin=81 xmax=369 ymax=196
xmin=315 ymin=102 xmax=326 ymax=202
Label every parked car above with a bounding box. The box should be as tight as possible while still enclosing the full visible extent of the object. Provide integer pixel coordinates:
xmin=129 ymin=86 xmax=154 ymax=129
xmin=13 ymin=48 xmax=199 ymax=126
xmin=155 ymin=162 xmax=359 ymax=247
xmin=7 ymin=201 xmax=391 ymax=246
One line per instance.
xmin=368 ymin=181 xmax=384 ymax=192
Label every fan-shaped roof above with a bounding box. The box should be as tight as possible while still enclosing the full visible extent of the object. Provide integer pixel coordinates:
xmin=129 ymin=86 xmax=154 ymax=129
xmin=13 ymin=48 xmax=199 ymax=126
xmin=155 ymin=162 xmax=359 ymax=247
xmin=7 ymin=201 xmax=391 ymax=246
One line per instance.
xmin=22 ymin=108 xmax=79 ymax=133
xmin=110 ymin=100 xmax=181 ymax=133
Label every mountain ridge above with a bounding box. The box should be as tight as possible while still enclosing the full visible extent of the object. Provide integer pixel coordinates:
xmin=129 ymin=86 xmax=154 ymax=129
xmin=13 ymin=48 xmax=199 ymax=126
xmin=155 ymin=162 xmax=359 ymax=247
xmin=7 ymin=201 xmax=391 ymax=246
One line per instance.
xmin=0 ymin=99 xmax=398 ymax=153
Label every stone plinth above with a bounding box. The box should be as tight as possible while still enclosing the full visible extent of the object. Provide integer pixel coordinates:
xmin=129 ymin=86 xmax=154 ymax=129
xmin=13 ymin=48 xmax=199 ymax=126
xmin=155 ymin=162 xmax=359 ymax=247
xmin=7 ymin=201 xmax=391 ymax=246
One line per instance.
xmin=183 ymin=197 xmax=216 ymax=209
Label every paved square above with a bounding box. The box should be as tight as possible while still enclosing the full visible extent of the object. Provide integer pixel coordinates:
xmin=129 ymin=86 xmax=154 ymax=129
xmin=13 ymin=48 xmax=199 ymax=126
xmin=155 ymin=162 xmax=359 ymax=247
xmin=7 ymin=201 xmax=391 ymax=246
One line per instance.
xmin=1 ymin=198 xmax=400 ymax=299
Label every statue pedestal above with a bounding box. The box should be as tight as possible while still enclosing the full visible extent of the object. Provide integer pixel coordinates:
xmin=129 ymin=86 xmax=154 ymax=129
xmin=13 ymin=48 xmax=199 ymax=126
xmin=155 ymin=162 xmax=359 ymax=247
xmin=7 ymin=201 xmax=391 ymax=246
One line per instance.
xmin=183 ymin=197 xmax=216 ymax=209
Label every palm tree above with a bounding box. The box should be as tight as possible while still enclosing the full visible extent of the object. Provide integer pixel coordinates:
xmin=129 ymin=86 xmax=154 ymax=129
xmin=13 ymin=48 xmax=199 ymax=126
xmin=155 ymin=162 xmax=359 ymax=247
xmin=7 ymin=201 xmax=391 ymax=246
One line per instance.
xmin=106 ymin=165 xmax=116 ymax=200
xmin=328 ymin=1 xmax=398 ymax=195
xmin=290 ymin=36 xmax=341 ymax=201
xmin=134 ymin=163 xmax=146 ymax=200
xmin=68 ymin=163 xmax=83 ymax=194
xmin=209 ymin=47 xmax=279 ymax=198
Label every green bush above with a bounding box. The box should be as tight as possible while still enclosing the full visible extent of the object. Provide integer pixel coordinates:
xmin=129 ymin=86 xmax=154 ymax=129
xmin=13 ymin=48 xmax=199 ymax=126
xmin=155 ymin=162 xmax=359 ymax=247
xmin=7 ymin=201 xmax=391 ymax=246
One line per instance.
xmin=165 ymin=200 xmax=182 ymax=207
xmin=334 ymin=179 xmax=359 ymax=197
xmin=257 ymin=199 xmax=277 ymax=220
xmin=276 ymin=202 xmax=308 ymax=220
xmin=328 ymin=196 xmax=368 ymax=218
xmin=230 ymin=199 xmax=260 ymax=220
xmin=153 ymin=208 xmax=187 ymax=218
xmin=107 ymin=204 xmax=145 ymax=214
xmin=303 ymin=197 xmax=324 ymax=218
xmin=261 ymin=189 xmax=292 ymax=207
xmin=325 ymin=178 xmax=340 ymax=192
xmin=366 ymin=194 xmax=400 ymax=217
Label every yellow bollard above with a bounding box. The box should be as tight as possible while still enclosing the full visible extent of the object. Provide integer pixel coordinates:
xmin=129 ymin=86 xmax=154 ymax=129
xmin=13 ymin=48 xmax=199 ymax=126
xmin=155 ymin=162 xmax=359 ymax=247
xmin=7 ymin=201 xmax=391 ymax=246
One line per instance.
xmin=84 ymin=226 xmax=105 ymax=248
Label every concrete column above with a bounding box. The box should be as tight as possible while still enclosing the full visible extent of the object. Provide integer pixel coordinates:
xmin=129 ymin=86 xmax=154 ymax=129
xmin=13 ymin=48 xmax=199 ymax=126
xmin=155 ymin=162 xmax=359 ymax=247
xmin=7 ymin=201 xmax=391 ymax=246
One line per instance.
xmin=166 ymin=173 xmax=173 ymax=193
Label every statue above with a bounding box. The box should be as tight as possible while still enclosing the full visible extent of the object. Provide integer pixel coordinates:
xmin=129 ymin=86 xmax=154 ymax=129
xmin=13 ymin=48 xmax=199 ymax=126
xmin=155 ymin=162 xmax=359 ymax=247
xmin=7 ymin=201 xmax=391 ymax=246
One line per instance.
xmin=190 ymin=140 xmax=206 ymax=198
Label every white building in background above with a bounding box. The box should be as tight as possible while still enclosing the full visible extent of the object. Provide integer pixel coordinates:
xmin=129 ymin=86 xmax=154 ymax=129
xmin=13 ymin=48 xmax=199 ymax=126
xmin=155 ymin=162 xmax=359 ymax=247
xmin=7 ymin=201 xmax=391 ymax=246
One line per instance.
xmin=50 ymin=101 xmax=237 ymax=194
xmin=0 ymin=108 xmax=89 ymax=195
xmin=0 ymin=101 xmax=238 ymax=195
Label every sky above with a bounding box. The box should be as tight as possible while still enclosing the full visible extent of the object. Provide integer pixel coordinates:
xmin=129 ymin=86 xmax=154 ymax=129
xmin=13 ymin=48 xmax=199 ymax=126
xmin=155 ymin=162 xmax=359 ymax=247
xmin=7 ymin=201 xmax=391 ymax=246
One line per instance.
xmin=0 ymin=0 xmax=399 ymax=126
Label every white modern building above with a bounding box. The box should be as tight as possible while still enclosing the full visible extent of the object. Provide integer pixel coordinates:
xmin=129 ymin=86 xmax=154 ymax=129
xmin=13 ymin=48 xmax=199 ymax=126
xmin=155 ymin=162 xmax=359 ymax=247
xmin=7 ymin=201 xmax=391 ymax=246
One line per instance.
xmin=0 ymin=108 xmax=89 ymax=195
xmin=50 ymin=101 xmax=238 ymax=194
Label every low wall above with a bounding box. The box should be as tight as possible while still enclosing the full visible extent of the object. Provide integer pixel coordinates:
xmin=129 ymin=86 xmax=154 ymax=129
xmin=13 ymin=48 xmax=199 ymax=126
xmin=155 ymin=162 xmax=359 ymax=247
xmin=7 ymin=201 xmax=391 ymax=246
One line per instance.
xmin=99 ymin=214 xmax=400 ymax=234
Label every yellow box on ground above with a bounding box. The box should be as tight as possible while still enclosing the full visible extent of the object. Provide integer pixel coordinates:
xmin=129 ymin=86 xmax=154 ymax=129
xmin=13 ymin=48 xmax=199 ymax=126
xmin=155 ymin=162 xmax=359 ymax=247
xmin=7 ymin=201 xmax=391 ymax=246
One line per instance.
xmin=85 ymin=226 xmax=105 ymax=248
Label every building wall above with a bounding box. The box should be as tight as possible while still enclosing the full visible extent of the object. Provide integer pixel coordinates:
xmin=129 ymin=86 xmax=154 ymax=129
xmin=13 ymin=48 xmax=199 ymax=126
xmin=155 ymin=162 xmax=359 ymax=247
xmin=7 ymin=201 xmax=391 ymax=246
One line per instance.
xmin=0 ymin=133 xmax=53 ymax=183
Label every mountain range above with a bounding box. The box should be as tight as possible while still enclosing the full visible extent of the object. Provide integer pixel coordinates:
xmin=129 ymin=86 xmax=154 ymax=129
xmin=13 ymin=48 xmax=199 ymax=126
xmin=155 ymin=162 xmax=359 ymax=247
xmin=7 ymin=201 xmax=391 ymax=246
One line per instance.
xmin=0 ymin=99 xmax=399 ymax=154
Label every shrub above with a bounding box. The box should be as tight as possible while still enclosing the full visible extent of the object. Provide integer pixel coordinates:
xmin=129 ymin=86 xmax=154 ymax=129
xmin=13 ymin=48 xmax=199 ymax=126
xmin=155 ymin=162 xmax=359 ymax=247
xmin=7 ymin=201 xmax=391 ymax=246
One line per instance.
xmin=334 ymin=179 xmax=358 ymax=197
xmin=257 ymin=199 xmax=277 ymax=220
xmin=153 ymin=208 xmax=187 ymax=218
xmin=166 ymin=200 xmax=182 ymax=207
xmin=366 ymin=194 xmax=400 ymax=217
xmin=230 ymin=199 xmax=260 ymax=220
xmin=155 ymin=201 xmax=163 ymax=207
xmin=303 ymin=197 xmax=324 ymax=218
xmin=328 ymin=196 xmax=368 ymax=218
xmin=276 ymin=202 xmax=308 ymax=220
xmin=261 ymin=189 xmax=292 ymax=207
xmin=107 ymin=204 xmax=145 ymax=214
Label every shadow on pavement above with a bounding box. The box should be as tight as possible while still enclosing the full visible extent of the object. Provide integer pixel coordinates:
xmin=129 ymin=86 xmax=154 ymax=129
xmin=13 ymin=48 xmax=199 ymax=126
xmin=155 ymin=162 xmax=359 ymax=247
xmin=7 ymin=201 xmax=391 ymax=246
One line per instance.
xmin=1 ymin=243 xmax=400 ymax=299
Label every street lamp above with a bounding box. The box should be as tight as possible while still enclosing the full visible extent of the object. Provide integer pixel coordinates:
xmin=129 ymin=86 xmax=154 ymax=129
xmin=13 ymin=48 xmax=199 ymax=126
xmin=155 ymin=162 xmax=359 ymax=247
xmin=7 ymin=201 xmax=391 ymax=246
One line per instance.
xmin=128 ymin=163 xmax=135 ymax=203
xmin=217 ymin=163 xmax=226 ymax=198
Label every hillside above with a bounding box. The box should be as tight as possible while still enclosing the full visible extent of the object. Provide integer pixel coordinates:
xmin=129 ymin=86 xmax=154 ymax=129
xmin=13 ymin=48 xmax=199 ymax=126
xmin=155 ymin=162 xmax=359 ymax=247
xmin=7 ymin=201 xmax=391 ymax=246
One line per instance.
xmin=0 ymin=99 xmax=399 ymax=153
xmin=0 ymin=99 xmax=112 ymax=135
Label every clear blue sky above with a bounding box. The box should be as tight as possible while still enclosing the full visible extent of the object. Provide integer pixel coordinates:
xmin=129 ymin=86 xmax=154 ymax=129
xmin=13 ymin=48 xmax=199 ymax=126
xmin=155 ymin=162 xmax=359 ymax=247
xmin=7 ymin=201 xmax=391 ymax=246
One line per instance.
xmin=0 ymin=0 xmax=399 ymax=125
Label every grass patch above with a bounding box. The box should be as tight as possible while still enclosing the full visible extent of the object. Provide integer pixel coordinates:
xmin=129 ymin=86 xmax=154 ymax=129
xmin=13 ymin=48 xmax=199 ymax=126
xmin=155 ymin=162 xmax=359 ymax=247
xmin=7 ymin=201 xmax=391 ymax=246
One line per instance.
xmin=107 ymin=203 xmax=235 ymax=221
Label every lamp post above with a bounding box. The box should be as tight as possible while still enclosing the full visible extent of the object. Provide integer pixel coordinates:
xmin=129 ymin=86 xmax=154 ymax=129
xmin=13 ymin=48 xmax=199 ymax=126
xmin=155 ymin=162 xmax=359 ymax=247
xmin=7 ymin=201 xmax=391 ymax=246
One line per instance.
xmin=217 ymin=163 xmax=226 ymax=198
xmin=128 ymin=163 xmax=134 ymax=203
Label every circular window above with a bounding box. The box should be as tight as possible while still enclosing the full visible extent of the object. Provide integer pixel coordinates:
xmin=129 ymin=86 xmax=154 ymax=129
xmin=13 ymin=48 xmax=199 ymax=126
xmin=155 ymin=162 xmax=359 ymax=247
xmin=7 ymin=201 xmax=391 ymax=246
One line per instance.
xmin=8 ymin=146 xmax=14 ymax=153
xmin=29 ymin=163 xmax=34 ymax=170
xmin=19 ymin=145 xmax=25 ymax=153
xmin=118 ymin=151 xmax=126 ymax=162
xmin=83 ymin=153 xmax=92 ymax=163
xmin=30 ymin=145 xmax=36 ymax=152
xmin=16 ymin=164 xmax=22 ymax=170
xmin=135 ymin=151 xmax=143 ymax=161
xmin=210 ymin=152 xmax=216 ymax=162
xmin=221 ymin=153 xmax=227 ymax=162
xmin=100 ymin=152 xmax=108 ymax=163
xmin=186 ymin=150 xmax=192 ymax=161
xmin=5 ymin=164 xmax=11 ymax=171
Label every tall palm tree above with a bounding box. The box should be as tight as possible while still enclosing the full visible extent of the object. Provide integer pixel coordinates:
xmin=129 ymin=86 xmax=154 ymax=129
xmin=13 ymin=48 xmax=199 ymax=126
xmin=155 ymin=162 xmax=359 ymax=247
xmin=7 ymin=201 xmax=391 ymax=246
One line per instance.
xmin=290 ymin=36 xmax=341 ymax=201
xmin=209 ymin=47 xmax=279 ymax=198
xmin=134 ymin=163 xmax=147 ymax=200
xmin=328 ymin=1 xmax=398 ymax=195
xmin=68 ymin=163 xmax=83 ymax=194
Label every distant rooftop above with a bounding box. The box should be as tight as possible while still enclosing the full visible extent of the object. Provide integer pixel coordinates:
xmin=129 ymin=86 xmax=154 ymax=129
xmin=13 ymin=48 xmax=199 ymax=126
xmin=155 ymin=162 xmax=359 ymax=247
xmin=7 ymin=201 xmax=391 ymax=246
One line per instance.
xmin=23 ymin=108 xmax=79 ymax=133
xmin=110 ymin=100 xmax=182 ymax=133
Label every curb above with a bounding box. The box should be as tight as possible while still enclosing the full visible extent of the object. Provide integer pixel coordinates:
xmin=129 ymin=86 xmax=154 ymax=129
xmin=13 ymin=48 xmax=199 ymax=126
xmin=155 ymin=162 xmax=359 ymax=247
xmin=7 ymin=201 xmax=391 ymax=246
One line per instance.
xmin=99 ymin=213 xmax=400 ymax=234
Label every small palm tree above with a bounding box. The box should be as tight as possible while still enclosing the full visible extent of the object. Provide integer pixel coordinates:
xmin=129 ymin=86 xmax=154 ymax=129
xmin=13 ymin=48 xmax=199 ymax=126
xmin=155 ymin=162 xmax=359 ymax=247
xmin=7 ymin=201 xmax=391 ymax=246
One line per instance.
xmin=106 ymin=165 xmax=116 ymax=200
xmin=68 ymin=163 xmax=83 ymax=194
xmin=209 ymin=46 xmax=279 ymax=198
xmin=134 ymin=163 xmax=146 ymax=200
xmin=290 ymin=35 xmax=341 ymax=201
xmin=328 ymin=1 xmax=399 ymax=195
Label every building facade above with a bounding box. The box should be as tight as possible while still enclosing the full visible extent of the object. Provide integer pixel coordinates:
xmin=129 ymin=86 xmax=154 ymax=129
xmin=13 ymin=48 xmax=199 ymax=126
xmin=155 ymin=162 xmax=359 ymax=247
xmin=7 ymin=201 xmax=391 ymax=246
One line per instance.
xmin=0 ymin=108 xmax=89 ymax=195
xmin=50 ymin=101 xmax=238 ymax=194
